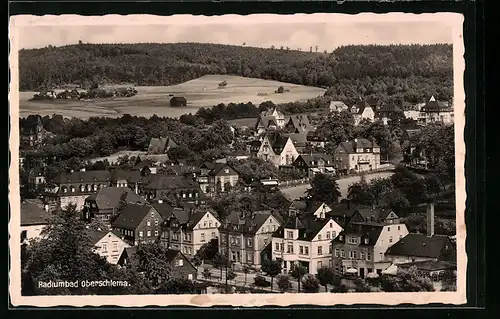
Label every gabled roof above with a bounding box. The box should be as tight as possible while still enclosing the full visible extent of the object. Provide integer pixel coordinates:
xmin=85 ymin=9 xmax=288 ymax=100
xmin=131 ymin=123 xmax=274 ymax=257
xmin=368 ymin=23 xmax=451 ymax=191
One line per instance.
xmin=21 ymin=202 xmax=51 ymax=226
xmin=284 ymin=115 xmax=311 ymax=132
xmin=255 ymin=115 xmax=279 ymax=130
xmin=262 ymin=133 xmax=291 ymax=154
xmin=376 ymin=103 xmax=404 ymax=114
xmin=336 ymin=138 xmax=379 ymax=154
xmin=295 ymin=154 xmax=334 ymax=167
xmin=288 ymin=200 xmax=308 ymax=212
xmin=86 ymin=187 xmax=148 ymax=210
xmin=277 ymin=215 xmax=332 ymax=241
xmin=111 ymin=203 xmax=156 ymax=230
xmin=397 ymin=260 xmax=457 ymax=272
xmin=283 ymin=133 xmax=308 ymax=146
xmin=200 ymin=162 xmax=238 ymax=176
xmin=50 ymin=170 xmax=111 ymax=184
xmin=354 ymin=100 xmax=373 ymax=115
xmin=147 ymin=137 xmax=177 ymax=154
xmin=333 ymin=222 xmax=384 ymax=246
xmin=221 ymin=211 xmax=274 ymax=236
xmin=151 ymin=202 xmax=175 ymax=219
xmin=353 ymin=207 xmax=397 ymax=223
xmin=421 ymin=96 xmax=451 ymax=112
xmin=88 ymin=229 xmax=123 ymax=246
xmin=385 ymin=234 xmax=454 ymax=259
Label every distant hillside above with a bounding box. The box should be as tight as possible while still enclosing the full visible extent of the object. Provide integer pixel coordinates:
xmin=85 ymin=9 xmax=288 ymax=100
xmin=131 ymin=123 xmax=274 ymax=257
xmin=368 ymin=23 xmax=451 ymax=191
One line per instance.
xmin=19 ymin=42 xmax=453 ymax=105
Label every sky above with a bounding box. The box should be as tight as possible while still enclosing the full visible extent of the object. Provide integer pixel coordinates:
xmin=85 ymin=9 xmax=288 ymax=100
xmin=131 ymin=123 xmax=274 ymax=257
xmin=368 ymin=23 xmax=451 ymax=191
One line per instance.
xmin=14 ymin=13 xmax=456 ymax=51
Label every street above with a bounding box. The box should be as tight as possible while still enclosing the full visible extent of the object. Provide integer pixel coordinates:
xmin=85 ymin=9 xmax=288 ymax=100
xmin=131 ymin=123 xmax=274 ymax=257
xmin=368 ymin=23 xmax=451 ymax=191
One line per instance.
xmin=281 ymin=171 xmax=394 ymax=200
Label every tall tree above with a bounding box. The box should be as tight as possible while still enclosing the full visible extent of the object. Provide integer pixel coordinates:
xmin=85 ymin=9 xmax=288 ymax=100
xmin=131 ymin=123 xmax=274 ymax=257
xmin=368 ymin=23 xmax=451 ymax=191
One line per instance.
xmin=301 ymin=274 xmax=320 ymax=293
xmin=316 ymin=266 xmax=336 ymax=292
xmin=261 ymin=259 xmax=282 ymax=292
xmin=290 ymin=263 xmax=308 ymax=293
xmin=306 ymin=174 xmax=341 ymax=204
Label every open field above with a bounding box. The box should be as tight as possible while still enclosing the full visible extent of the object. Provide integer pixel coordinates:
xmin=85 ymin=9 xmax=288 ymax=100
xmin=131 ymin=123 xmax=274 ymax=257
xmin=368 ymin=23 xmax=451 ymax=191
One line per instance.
xmin=19 ymin=75 xmax=326 ymax=119
xmin=281 ymin=171 xmax=395 ymax=201
xmin=87 ymin=150 xmax=147 ymax=165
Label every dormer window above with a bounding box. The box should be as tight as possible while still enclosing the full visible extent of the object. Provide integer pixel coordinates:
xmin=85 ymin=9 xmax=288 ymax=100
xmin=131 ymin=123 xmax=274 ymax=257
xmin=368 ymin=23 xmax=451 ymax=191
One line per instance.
xmin=364 ymin=238 xmax=369 ymax=244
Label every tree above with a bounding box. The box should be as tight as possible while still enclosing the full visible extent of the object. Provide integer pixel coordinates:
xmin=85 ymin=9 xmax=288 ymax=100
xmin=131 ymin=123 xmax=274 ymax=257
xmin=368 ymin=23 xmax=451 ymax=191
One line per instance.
xmin=316 ymin=266 xmax=336 ymax=292
xmin=261 ymin=259 xmax=282 ymax=291
xmin=134 ymin=243 xmax=173 ymax=292
xmin=317 ymin=111 xmax=355 ymax=146
xmin=253 ymin=275 xmax=271 ymax=288
xmin=277 ymin=86 xmax=284 ymax=94
xmin=290 ymin=263 xmax=307 ymax=293
xmin=227 ymin=269 xmax=237 ymax=283
xmin=301 ymin=274 xmax=320 ymax=293
xmin=276 ymin=274 xmax=292 ymax=293
xmin=380 ymin=189 xmax=411 ymax=215
xmin=158 ymin=278 xmax=195 ymax=294
xmin=347 ymin=179 xmax=374 ymax=206
xmin=22 ymin=204 xmax=117 ymax=295
xmin=380 ymin=266 xmax=434 ymax=292
xmin=369 ymin=177 xmax=393 ymax=205
xmin=306 ymin=173 xmax=341 ymax=204
xmin=212 ymin=252 xmax=229 ymax=280
xmin=391 ymin=165 xmax=428 ymax=207
xmin=242 ymin=265 xmax=250 ymax=286
xmin=202 ymin=267 xmax=212 ymax=280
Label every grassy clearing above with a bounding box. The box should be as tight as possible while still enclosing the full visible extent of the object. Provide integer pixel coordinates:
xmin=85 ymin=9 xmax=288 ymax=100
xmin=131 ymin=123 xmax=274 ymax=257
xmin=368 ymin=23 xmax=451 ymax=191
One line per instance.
xmin=19 ymin=75 xmax=326 ymax=119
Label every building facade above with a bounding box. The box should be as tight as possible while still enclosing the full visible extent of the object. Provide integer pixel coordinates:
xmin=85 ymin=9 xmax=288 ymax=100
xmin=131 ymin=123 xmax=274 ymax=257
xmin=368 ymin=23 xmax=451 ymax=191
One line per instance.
xmin=333 ymin=138 xmax=381 ymax=174
xmin=256 ymin=134 xmax=299 ymax=167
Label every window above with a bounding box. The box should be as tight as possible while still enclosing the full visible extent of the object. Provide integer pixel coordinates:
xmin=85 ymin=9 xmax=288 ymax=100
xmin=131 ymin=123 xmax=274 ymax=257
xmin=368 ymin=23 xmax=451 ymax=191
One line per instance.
xmin=139 ymin=231 xmax=143 ymax=238
xmin=399 ymin=235 xmax=403 ymax=239
xmin=147 ymin=230 xmax=151 ymax=237
xmin=155 ymin=220 xmax=159 ymax=226
xmin=112 ymin=241 xmax=118 ymax=252
xmin=287 ymin=245 xmax=293 ymax=253
xmin=102 ymin=243 xmax=108 ymax=253
xmin=398 ymin=226 xmax=401 ymax=231
xmin=305 ymin=246 xmax=309 ymax=255
xmin=209 ymin=221 xmax=212 ymax=228
xmin=329 ymin=246 xmax=332 ymax=254
xmin=151 ymin=212 xmax=154 ymax=217
xmin=388 ymin=227 xmax=391 ymax=232
xmin=147 ymin=221 xmax=151 ymax=227
xmin=335 ymin=248 xmax=339 ymax=257
xmin=204 ymin=221 xmax=207 ymax=228
xmin=318 ymin=234 xmax=322 ymax=240
xmin=299 ymin=246 xmax=304 ymax=254
xmin=236 ymin=237 xmax=241 ymax=246
xmin=155 ymin=230 xmax=159 ymax=236
xmin=389 ymin=236 xmax=393 ymax=243
xmin=348 ymin=236 xmax=357 ymax=244
xmin=349 ymin=251 xmax=357 ymax=259
xmin=275 ymin=243 xmax=280 ymax=251
xmin=360 ymin=252 xmax=365 ymax=260
xmin=318 ymin=246 xmax=323 ymax=255
xmin=287 ymin=231 xmax=293 ymax=239
xmin=201 ymin=233 xmax=205 ymax=242
xmin=272 ymin=225 xmax=276 ymax=231
xmin=280 ymin=243 xmax=284 ymax=251
xmin=211 ymin=232 xmax=216 ymax=239
xmin=326 ymin=232 xmax=330 ymax=239
xmin=330 ymin=222 xmax=333 ymax=228
xmin=341 ymin=249 xmax=345 ymax=258
xmin=247 ymin=238 xmax=252 ymax=247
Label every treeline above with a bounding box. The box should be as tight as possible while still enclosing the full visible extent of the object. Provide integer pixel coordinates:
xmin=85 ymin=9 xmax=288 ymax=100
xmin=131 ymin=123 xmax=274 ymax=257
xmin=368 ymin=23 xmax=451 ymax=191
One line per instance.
xmin=19 ymin=43 xmax=453 ymax=104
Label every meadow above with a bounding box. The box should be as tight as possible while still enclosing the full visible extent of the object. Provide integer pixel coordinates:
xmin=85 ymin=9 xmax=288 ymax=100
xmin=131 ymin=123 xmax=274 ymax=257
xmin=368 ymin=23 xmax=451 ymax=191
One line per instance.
xmin=19 ymin=75 xmax=326 ymax=119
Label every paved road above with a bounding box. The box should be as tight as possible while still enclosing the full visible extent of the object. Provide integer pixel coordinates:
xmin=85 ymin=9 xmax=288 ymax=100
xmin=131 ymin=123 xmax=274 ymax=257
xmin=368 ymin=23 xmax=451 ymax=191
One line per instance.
xmin=197 ymin=266 xmax=334 ymax=293
xmin=281 ymin=171 xmax=395 ymax=201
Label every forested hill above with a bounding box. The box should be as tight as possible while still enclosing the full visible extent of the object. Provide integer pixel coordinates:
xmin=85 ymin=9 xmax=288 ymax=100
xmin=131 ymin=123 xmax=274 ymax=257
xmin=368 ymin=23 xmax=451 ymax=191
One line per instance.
xmin=19 ymin=42 xmax=453 ymax=104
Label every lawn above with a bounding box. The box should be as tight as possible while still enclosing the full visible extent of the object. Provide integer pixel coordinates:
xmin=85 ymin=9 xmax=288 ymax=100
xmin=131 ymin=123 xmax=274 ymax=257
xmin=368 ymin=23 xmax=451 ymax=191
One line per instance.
xmin=19 ymin=75 xmax=326 ymax=119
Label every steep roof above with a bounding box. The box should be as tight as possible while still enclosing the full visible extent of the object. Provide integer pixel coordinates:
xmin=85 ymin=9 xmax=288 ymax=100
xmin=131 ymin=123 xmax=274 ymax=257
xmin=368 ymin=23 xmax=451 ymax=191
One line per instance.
xmin=255 ymin=115 xmax=279 ymax=130
xmin=296 ymin=154 xmax=334 ymax=167
xmin=221 ymin=211 xmax=274 ymax=236
xmin=284 ymin=133 xmax=308 ymax=146
xmin=385 ymin=234 xmax=453 ymax=259
xmin=111 ymin=203 xmax=155 ymax=230
xmin=337 ymin=138 xmax=379 ymax=154
xmin=86 ymin=187 xmax=147 ymax=210
xmin=421 ymin=96 xmax=451 ymax=113
xmin=354 ymin=100 xmax=373 ymax=115
xmin=353 ymin=207 xmax=397 ymax=223
xmin=88 ymin=230 xmax=123 ymax=246
xmin=277 ymin=215 xmax=331 ymax=241
xmin=21 ymin=202 xmax=51 ymax=226
xmin=111 ymin=170 xmax=142 ymax=183
xmin=147 ymin=137 xmax=177 ymax=154
xmin=376 ymin=103 xmax=404 ymax=114
xmin=151 ymin=202 xmax=176 ymax=219
xmin=50 ymin=170 xmax=111 ymax=184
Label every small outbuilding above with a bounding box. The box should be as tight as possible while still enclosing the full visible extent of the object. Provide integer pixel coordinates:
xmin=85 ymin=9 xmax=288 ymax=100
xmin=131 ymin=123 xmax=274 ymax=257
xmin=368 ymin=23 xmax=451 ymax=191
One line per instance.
xmin=170 ymin=96 xmax=187 ymax=107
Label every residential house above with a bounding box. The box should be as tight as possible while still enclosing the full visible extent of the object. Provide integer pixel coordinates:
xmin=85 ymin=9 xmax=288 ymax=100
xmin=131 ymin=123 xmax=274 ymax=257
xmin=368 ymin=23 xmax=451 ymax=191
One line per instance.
xmin=418 ymin=96 xmax=454 ymax=125
xmin=247 ymin=140 xmax=263 ymax=155
xmin=147 ymin=136 xmax=177 ymax=155
xmin=170 ymin=96 xmax=187 ymax=107
xmin=158 ymin=206 xmax=220 ymax=257
xmin=272 ymin=214 xmax=343 ymax=274
xmin=20 ymin=115 xmax=44 ymax=147
xmin=21 ymin=201 xmax=51 ymax=244
xmin=282 ymin=114 xmax=312 ymax=134
xmin=139 ymin=175 xmax=205 ymax=205
xmin=27 ymin=167 xmax=46 ymax=192
xmin=111 ymin=203 xmax=164 ymax=246
xmin=333 ymin=138 xmax=381 ymax=174
xmin=89 ymin=230 xmax=131 ymax=265
xmin=198 ymin=162 xmax=239 ymax=193
xmin=350 ymin=100 xmax=375 ymax=125
xmin=218 ymin=211 xmax=282 ymax=269
xmin=306 ymin=131 xmax=328 ymax=148
xmin=83 ymin=186 xmax=148 ymax=222
xmin=329 ymin=101 xmax=349 ymax=113
xmin=291 ymin=154 xmax=336 ymax=178
xmin=256 ymin=133 xmax=299 ymax=167
xmin=43 ymin=169 xmax=112 ymax=211
xmin=385 ymin=203 xmax=456 ymax=265
xmin=121 ymin=247 xmax=197 ymax=280
xmin=375 ymin=103 xmax=405 ymax=125
xmin=331 ymin=209 xmax=409 ymax=278
xmin=254 ymin=108 xmax=285 ymax=135
xmin=396 ymin=260 xmax=457 ymax=291
xmin=283 ymin=133 xmax=308 ymax=153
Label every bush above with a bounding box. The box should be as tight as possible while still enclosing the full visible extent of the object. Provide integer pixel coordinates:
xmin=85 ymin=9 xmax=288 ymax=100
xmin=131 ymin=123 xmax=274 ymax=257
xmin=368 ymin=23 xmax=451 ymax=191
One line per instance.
xmin=301 ymin=274 xmax=320 ymax=293
xmin=254 ymin=275 xmax=271 ymax=288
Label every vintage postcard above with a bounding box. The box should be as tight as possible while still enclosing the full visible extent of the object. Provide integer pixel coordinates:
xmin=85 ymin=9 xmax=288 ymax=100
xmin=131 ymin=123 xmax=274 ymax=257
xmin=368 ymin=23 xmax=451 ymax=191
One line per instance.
xmin=9 ymin=12 xmax=466 ymax=307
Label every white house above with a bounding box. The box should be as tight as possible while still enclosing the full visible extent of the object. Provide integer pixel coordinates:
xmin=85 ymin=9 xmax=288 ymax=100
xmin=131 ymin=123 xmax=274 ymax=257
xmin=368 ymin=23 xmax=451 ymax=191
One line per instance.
xmin=272 ymin=215 xmax=343 ymax=275
xmin=351 ymin=100 xmax=375 ymax=125
xmin=333 ymin=138 xmax=381 ymax=174
xmin=256 ymin=133 xmax=299 ymax=167
xmin=90 ymin=230 xmax=131 ymax=265
xmin=418 ymin=96 xmax=454 ymax=125
xmin=329 ymin=101 xmax=349 ymax=113
xmin=21 ymin=202 xmax=51 ymax=244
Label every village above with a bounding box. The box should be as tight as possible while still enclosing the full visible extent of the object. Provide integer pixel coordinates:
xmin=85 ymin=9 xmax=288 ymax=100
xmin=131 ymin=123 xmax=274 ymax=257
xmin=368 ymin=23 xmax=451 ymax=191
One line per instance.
xmin=19 ymin=92 xmax=457 ymax=295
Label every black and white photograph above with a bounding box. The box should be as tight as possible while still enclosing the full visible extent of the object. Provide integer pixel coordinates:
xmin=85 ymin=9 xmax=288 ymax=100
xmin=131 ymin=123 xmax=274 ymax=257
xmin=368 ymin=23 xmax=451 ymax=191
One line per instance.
xmin=9 ymin=13 xmax=466 ymax=307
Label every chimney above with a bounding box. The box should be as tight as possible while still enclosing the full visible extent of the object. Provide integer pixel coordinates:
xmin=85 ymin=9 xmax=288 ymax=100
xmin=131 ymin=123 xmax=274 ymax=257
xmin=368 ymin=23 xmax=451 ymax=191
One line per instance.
xmin=426 ymin=202 xmax=435 ymax=237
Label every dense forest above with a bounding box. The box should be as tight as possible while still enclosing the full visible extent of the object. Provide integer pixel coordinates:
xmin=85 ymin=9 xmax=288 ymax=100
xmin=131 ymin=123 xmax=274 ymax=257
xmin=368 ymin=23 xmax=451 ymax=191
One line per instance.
xmin=19 ymin=42 xmax=453 ymax=105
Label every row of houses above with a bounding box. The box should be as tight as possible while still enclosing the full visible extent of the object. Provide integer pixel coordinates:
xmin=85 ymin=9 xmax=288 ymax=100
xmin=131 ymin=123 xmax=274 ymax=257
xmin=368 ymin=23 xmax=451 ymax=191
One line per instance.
xmin=21 ymin=194 xmax=455 ymax=287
